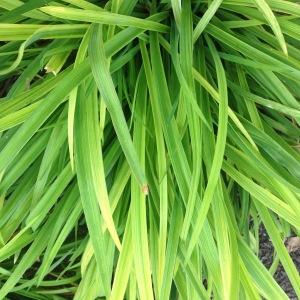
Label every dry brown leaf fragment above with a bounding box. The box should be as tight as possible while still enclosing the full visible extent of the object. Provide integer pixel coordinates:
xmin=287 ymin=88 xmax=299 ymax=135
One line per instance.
xmin=286 ymin=237 xmax=300 ymax=253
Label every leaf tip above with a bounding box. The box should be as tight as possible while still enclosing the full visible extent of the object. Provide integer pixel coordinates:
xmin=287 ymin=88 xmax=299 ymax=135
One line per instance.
xmin=142 ymin=184 xmax=149 ymax=195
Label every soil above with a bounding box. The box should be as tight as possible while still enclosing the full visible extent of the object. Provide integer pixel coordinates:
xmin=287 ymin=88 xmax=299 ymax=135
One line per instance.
xmin=259 ymin=226 xmax=300 ymax=299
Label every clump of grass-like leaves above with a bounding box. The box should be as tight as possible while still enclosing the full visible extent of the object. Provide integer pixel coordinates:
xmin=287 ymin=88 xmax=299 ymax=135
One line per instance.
xmin=0 ymin=0 xmax=300 ymax=299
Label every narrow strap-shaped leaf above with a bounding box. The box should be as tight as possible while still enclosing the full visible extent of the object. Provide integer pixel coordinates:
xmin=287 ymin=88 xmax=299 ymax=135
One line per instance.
xmin=187 ymin=36 xmax=228 ymax=259
xmin=0 ymin=62 xmax=90 ymax=175
xmin=223 ymin=161 xmax=300 ymax=228
xmin=40 ymin=6 xmax=168 ymax=33
xmin=74 ymin=84 xmax=112 ymax=297
xmin=131 ymin=72 xmax=154 ymax=300
xmin=159 ymin=202 xmax=183 ymax=300
xmin=254 ymin=201 xmax=300 ymax=298
xmin=110 ymin=216 xmax=133 ymax=300
xmin=238 ymin=239 xmax=289 ymax=299
xmin=68 ymin=28 xmax=90 ymax=170
xmin=193 ymin=0 xmax=223 ymax=43
xmin=89 ymin=24 xmax=148 ymax=191
xmin=252 ymin=0 xmax=287 ymax=55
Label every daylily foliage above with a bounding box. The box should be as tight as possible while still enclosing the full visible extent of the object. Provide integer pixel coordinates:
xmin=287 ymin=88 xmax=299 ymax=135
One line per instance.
xmin=0 ymin=0 xmax=300 ymax=299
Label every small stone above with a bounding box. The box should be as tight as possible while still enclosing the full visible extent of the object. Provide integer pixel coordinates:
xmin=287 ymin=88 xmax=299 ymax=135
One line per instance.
xmin=286 ymin=237 xmax=300 ymax=253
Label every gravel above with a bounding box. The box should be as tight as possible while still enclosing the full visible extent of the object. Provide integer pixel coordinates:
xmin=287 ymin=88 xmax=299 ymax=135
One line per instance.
xmin=259 ymin=226 xmax=300 ymax=299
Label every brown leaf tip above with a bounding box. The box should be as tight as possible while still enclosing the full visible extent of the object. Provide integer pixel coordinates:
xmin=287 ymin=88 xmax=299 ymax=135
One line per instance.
xmin=142 ymin=184 xmax=149 ymax=195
